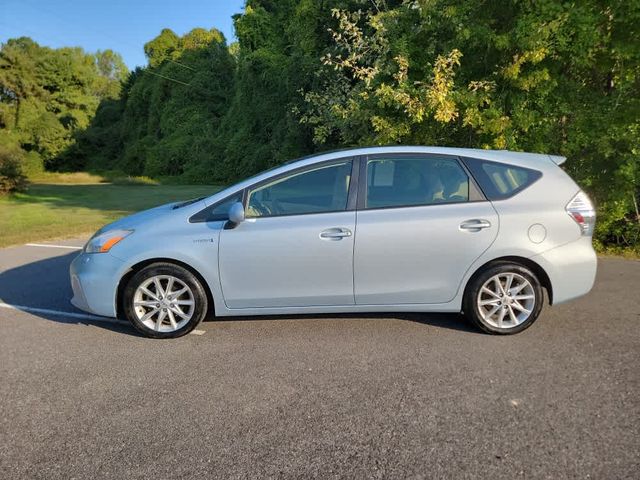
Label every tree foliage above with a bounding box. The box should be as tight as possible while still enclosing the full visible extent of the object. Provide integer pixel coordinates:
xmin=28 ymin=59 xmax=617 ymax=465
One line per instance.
xmin=298 ymin=0 xmax=640 ymax=250
xmin=0 ymin=143 xmax=28 ymax=194
xmin=1 ymin=0 xmax=638 ymax=250
xmin=0 ymin=37 xmax=126 ymax=170
xmin=65 ymin=27 xmax=235 ymax=179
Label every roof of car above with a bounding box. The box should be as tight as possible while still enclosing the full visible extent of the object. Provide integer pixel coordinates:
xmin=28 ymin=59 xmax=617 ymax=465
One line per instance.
xmin=289 ymin=146 xmax=566 ymax=167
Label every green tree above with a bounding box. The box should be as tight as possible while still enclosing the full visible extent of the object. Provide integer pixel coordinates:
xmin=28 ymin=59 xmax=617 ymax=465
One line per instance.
xmin=143 ymin=28 xmax=180 ymax=67
xmin=209 ymin=0 xmax=361 ymax=181
xmin=33 ymin=1 xmax=639 ymax=251
xmin=0 ymin=38 xmax=43 ymax=129
xmin=0 ymin=38 xmax=127 ymax=169
xmin=0 ymin=143 xmax=28 ymax=194
xmin=300 ymin=0 xmax=640 ymax=250
xmin=70 ymin=28 xmax=235 ymax=178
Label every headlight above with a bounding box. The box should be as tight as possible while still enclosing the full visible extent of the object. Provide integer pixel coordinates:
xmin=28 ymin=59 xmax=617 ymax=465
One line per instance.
xmin=85 ymin=229 xmax=134 ymax=253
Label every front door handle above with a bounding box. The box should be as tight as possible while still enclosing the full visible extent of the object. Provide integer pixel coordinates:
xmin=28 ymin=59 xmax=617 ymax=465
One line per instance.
xmin=320 ymin=228 xmax=352 ymax=240
xmin=459 ymin=219 xmax=492 ymax=232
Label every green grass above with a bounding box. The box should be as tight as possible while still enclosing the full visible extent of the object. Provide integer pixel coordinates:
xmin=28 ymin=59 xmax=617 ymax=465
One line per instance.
xmin=26 ymin=170 xmax=161 ymax=186
xmin=0 ymin=175 xmax=221 ymax=247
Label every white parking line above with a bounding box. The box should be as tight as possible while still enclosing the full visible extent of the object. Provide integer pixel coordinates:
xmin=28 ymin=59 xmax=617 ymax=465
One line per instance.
xmin=25 ymin=243 xmax=83 ymax=250
xmin=0 ymin=303 xmax=206 ymax=335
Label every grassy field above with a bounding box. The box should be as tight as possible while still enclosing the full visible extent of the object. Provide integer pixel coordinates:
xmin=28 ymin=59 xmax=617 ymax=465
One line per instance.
xmin=0 ymin=175 xmax=221 ymax=247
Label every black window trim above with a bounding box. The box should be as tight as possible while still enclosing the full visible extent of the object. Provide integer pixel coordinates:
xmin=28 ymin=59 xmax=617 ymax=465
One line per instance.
xmin=357 ymin=152 xmax=486 ymax=212
xmin=192 ymin=151 xmax=542 ymax=223
xmin=460 ymin=156 xmax=543 ymax=201
xmin=188 ymin=190 xmax=244 ymax=223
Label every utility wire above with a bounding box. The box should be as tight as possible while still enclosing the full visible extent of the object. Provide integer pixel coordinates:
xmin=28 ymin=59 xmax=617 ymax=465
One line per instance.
xmin=13 ymin=0 xmax=203 ymax=74
xmin=143 ymin=69 xmax=191 ymax=87
xmin=165 ymin=59 xmax=197 ymax=71
xmin=3 ymin=1 xmax=231 ymax=93
xmin=0 ymin=18 xmax=195 ymax=90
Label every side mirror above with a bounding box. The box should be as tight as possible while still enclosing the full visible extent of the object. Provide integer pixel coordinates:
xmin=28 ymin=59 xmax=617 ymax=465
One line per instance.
xmin=227 ymin=202 xmax=245 ymax=226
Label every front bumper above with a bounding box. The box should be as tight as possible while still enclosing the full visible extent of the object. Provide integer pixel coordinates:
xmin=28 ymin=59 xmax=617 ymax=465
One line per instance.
xmin=530 ymin=236 xmax=597 ymax=305
xmin=69 ymin=252 xmax=125 ymax=317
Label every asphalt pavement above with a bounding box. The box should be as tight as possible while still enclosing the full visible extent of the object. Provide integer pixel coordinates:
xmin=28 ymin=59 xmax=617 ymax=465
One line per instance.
xmin=0 ymin=239 xmax=638 ymax=479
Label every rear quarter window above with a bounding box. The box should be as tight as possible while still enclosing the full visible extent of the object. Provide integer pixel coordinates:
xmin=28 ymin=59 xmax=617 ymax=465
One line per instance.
xmin=462 ymin=157 xmax=541 ymax=200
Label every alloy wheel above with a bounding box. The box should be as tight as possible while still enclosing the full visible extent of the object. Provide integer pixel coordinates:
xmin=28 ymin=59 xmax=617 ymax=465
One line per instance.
xmin=132 ymin=275 xmax=195 ymax=332
xmin=476 ymin=272 xmax=536 ymax=329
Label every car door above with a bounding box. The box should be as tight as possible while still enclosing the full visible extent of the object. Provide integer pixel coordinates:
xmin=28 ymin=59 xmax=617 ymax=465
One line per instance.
xmin=219 ymin=159 xmax=357 ymax=309
xmin=354 ymin=153 xmax=498 ymax=305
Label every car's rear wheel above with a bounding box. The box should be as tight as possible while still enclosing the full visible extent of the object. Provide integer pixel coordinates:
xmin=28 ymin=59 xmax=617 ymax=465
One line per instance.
xmin=463 ymin=262 xmax=543 ymax=334
xmin=123 ymin=263 xmax=208 ymax=338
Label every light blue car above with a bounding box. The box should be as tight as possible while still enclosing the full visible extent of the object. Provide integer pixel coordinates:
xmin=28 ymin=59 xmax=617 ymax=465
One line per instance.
xmin=70 ymin=146 xmax=597 ymax=338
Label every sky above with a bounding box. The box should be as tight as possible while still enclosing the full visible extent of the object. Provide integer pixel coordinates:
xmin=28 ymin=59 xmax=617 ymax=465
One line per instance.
xmin=0 ymin=0 xmax=245 ymax=69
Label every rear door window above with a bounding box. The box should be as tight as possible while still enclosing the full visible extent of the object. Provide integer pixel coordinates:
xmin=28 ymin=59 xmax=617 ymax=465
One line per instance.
xmin=365 ymin=156 xmax=469 ymax=209
xmin=463 ymin=158 xmax=541 ymax=200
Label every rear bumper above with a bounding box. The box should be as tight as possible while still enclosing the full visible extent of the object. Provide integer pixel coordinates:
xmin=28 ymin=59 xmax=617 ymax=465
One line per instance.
xmin=69 ymin=252 xmax=124 ymax=317
xmin=530 ymin=237 xmax=597 ymax=305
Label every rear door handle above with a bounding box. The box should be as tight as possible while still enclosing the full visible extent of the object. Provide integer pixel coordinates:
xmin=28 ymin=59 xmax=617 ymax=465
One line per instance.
xmin=459 ymin=219 xmax=492 ymax=231
xmin=320 ymin=228 xmax=352 ymax=240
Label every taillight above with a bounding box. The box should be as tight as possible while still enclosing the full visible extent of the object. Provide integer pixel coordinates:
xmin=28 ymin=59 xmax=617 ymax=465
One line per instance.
xmin=566 ymin=191 xmax=596 ymax=236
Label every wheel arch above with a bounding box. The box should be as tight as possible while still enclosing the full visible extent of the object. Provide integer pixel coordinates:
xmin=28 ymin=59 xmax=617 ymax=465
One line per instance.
xmin=464 ymin=256 xmax=553 ymax=305
xmin=116 ymin=258 xmax=215 ymax=319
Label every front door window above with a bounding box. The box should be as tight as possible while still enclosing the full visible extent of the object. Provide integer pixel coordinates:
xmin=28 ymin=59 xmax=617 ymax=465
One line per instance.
xmin=247 ymin=162 xmax=352 ymax=217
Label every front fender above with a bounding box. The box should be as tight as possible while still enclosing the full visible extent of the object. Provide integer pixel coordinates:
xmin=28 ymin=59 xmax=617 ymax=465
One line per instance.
xmin=109 ymin=221 xmax=226 ymax=316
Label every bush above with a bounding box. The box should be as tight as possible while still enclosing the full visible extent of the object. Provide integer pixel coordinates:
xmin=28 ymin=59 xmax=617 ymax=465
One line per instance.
xmin=0 ymin=145 xmax=28 ymax=194
xmin=22 ymin=150 xmax=45 ymax=176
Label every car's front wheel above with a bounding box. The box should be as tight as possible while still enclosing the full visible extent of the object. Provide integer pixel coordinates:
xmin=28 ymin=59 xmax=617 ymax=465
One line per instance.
xmin=463 ymin=262 xmax=543 ymax=334
xmin=123 ymin=263 xmax=208 ymax=338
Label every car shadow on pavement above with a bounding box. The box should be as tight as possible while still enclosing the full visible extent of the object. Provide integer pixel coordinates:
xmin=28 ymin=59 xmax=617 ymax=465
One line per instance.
xmin=218 ymin=312 xmax=478 ymax=333
xmin=0 ymin=251 xmax=479 ymax=336
xmin=0 ymin=251 xmax=143 ymax=337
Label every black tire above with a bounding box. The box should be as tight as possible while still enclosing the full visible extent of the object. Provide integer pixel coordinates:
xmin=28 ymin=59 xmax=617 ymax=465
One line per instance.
xmin=123 ymin=262 xmax=208 ymax=339
xmin=463 ymin=261 xmax=543 ymax=335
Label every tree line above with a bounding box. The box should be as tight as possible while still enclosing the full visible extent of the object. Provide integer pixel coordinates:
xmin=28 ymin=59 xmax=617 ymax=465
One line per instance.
xmin=1 ymin=0 xmax=638 ymax=251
